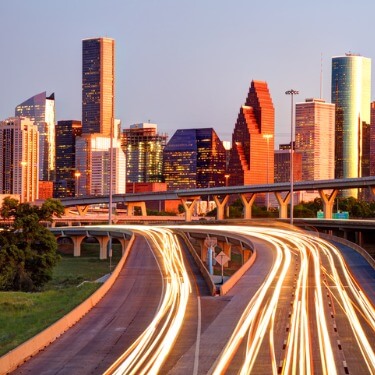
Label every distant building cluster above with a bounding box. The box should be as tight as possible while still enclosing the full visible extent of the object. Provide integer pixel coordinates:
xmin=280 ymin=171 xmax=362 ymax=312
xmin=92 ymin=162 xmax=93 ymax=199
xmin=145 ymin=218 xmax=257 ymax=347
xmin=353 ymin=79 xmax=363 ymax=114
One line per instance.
xmin=1 ymin=40 xmax=374 ymax=206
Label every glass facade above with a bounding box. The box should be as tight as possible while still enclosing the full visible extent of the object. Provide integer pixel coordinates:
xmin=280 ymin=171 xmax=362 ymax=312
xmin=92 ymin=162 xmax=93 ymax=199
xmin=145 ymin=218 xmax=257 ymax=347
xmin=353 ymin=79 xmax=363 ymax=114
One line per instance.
xmin=54 ymin=120 xmax=82 ymax=198
xmin=82 ymin=38 xmax=115 ymax=136
xmin=15 ymin=92 xmax=55 ymax=181
xmin=163 ymin=128 xmax=226 ymax=190
xmin=121 ymin=123 xmax=167 ymax=183
xmin=331 ymin=54 xmax=371 ymax=197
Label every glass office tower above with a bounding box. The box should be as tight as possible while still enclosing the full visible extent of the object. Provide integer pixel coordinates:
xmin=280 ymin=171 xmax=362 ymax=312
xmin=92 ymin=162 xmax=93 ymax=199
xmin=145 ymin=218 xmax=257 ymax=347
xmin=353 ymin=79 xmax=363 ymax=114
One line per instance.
xmin=331 ymin=54 xmax=371 ymax=197
xmin=15 ymin=92 xmax=55 ymax=181
xmin=54 ymin=120 xmax=82 ymax=198
xmin=82 ymin=37 xmax=115 ymax=136
xmin=121 ymin=123 xmax=167 ymax=183
xmin=163 ymin=128 xmax=226 ymax=190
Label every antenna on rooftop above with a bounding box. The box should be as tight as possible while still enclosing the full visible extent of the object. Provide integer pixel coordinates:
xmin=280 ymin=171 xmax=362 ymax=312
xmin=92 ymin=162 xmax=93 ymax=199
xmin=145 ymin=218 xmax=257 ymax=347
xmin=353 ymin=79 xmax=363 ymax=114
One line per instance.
xmin=320 ymin=52 xmax=323 ymax=99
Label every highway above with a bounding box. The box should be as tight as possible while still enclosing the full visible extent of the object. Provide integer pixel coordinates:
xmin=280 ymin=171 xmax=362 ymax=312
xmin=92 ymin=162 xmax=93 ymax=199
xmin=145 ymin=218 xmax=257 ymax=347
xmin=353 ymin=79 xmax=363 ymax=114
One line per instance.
xmin=10 ymin=224 xmax=375 ymax=375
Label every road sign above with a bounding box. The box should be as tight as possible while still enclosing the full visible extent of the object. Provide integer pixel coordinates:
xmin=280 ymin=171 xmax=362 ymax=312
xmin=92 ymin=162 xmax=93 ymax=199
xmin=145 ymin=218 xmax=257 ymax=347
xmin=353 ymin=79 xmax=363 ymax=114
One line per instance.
xmin=215 ymin=251 xmax=230 ymax=266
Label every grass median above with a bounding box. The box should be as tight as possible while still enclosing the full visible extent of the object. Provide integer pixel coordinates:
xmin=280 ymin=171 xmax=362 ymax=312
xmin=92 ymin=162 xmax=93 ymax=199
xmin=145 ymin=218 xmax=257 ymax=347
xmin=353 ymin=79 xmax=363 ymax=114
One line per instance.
xmin=0 ymin=243 xmax=122 ymax=356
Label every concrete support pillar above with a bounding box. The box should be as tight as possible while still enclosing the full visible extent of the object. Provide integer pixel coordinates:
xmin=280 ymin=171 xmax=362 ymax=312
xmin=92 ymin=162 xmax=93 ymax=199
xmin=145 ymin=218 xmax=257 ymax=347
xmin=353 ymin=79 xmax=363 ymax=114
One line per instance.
xmin=77 ymin=205 xmax=90 ymax=216
xmin=243 ymin=249 xmax=252 ymax=262
xmin=199 ymin=239 xmax=208 ymax=262
xmin=369 ymin=186 xmax=375 ymax=199
xmin=318 ymin=189 xmax=338 ymax=219
xmin=118 ymin=238 xmax=128 ymax=255
xmin=97 ymin=236 xmax=110 ymax=260
xmin=356 ymin=231 xmax=363 ymax=247
xmin=213 ymin=195 xmax=229 ymax=220
xmin=71 ymin=236 xmax=85 ymax=257
xmin=127 ymin=202 xmax=147 ymax=217
xmin=240 ymin=193 xmax=256 ymax=219
xmin=180 ymin=197 xmax=200 ymax=222
xmin=274 ymin=192 xmax=290 ymax=219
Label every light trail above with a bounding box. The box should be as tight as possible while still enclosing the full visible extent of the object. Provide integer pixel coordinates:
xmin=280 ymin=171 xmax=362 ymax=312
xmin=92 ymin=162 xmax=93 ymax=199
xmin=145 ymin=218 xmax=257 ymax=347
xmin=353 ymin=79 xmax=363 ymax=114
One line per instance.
xmin=103 ymin=226 xmax=191 ymax=375
xmin=175 ymin=224 xmax=375 ymax=375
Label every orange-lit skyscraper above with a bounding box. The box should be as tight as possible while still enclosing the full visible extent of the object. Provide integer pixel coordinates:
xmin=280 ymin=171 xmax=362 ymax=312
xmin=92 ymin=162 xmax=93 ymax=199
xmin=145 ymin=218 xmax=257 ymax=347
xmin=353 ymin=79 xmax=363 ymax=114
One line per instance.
xmin=82 ymin=37 xmax=115 ymax=136
xmin=295 ymin=98 xmax=335 ymax=181
xmin=228 ymin=80 xmax=274 ymax=186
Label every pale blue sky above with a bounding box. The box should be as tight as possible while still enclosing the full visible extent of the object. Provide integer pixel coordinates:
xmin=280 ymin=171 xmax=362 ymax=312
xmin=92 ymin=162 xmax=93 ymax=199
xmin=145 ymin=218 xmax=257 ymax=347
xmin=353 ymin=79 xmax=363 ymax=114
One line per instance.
xmin=1 ymin=0 xmax=374 ymax=146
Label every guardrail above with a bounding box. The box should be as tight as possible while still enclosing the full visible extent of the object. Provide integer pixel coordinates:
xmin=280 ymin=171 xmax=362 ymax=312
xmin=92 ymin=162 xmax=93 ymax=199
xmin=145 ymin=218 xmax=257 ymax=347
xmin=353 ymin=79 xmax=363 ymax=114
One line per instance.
xmin=0 ymin=231 xmax=135 ymax=375
xmin=318 ymin=232 xmax=375 ymax=270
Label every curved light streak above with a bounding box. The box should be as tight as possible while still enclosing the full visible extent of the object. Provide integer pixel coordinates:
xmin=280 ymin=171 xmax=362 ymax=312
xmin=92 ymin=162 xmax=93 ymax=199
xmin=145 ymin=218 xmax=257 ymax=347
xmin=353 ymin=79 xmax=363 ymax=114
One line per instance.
xmin=177 ymin=224 xmax=374 ymax=375
xmin=103 ymin=226 xmax=191 ymax=375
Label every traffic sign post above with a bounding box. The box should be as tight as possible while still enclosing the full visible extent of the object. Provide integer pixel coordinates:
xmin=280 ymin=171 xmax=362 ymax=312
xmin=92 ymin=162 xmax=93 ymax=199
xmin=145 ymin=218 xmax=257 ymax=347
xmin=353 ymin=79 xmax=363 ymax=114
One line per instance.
xmin=215 ymin=251 xmax=230 ymax=284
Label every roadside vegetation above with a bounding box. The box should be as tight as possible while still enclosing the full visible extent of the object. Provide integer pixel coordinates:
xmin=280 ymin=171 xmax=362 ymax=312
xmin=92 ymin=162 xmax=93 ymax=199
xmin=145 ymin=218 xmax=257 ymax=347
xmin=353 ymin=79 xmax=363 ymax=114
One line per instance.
xmin=0 ymin=197 xmax=122 ymax=356
xmin=0 ymin=243 xmax=122 ymax=356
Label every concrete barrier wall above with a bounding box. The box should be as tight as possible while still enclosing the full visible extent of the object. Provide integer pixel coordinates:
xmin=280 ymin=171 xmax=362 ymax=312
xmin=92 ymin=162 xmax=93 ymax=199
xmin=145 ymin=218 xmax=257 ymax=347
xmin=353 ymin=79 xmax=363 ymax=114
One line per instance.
xmin=0 ymin=233 xmax=135 ymax=375
xmin=177 ymin=231 xmax=217 ymax=296
xmin=318 ymin=232 xmax=375 ymax=270
xmin=220 ymin=247 xmax=257 ymax=296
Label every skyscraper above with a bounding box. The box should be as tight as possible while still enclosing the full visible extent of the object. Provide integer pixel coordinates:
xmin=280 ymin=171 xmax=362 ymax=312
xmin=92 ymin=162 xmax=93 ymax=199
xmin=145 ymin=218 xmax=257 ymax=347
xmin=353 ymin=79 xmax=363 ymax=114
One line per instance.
xmin=54 ymin=120 xmax=82 ymax=198
xmin=163 ymin=128 xmax=226 ymax=190
xmin=82 ymin=37 xmax=115 ymax=136
xmin=15 ymin=92 xmax=55 ymax=181
xmin=121 ymin=123 xmax=167 ymax=183
xmin=295 ymin=98 xmax=335 ymax=181
xmin=75 ymin=134 xmax=126 ymax=196
xmin=228 ymin=80 xmax=275 ymax=186
xmin=370 ymin=102 xmax=375 ymax=176
xmin=0 ymin=117 xmax=39 ymax=202
xmin=331 ymin=54 xmax=371 ymax=197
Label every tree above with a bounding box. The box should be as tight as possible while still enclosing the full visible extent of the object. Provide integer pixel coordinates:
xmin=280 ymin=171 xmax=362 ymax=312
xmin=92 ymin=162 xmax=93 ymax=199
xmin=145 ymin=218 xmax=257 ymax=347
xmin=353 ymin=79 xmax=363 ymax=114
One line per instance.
xmin=0 ymin=198 xmax=64 ymax=291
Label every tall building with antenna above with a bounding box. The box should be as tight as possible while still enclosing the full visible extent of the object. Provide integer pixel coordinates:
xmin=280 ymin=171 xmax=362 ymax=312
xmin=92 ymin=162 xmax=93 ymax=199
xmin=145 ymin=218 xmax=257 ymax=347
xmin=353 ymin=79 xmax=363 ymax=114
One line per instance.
xmin=331 ymin=53 xmax=371 ymax=198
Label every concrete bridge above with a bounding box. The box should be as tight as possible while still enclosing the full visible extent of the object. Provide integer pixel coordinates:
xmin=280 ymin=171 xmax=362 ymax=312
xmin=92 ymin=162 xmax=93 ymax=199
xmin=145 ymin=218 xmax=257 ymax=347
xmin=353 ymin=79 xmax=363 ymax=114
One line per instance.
xmin=59 ymin=176 xmax=375 ymax=222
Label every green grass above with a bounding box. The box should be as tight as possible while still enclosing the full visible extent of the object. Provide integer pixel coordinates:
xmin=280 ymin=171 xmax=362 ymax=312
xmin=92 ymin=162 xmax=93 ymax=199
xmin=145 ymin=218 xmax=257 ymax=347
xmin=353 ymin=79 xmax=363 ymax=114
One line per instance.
xmin=0 ymin=243 xmax=123 ymax=356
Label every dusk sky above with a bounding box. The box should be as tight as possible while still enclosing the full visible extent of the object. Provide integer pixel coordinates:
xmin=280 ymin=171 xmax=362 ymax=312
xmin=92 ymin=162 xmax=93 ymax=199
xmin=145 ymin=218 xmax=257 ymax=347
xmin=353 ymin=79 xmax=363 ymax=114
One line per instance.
xmin=1 ymin=0 xmax=375 ymax=146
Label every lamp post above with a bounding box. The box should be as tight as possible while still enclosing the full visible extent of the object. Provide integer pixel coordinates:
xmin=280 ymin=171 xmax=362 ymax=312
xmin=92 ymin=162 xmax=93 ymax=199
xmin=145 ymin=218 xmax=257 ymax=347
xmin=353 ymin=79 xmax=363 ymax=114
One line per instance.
xmin=224 ymin=174 xmax=230 ymax=217
xmin=285 ymin=89 xmax=299 ymax=225
xmin=74 ymin=171 xmax=81 ymax=197
xmin=262 ymin=134 xmax=273 ymax=211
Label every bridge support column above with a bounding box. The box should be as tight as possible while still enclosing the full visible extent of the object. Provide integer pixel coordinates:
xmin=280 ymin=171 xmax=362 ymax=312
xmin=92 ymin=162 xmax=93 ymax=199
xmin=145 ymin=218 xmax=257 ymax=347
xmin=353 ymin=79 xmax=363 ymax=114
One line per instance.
xmin=369 ymin=186 xmax=375 ymax=199
xmin=118 ymin=238 xmax=128 ymax=255
xmin=318 ymin=189 xmax=338 ymax=219
xmin=275 ymin=192 xmax=290 ymax=219
xmin=97 ymin=236 xmax=110 ymax=260
xmin=240 ymin=193 xmax=256 ymax=219
xmin=76 ymin=205 xmax=90 ymax=216
xmin=213 ymin=195 xmax=229 ymax=220
xmin=127 ymin=202 xmax=147 ymax=217
xmin=198 ymin=239 xmax=208 ymax=263
xmin=181 ymin=197 xmax=200 ymax=222
xmin=71 ymin=236 xmax=85 ymax=257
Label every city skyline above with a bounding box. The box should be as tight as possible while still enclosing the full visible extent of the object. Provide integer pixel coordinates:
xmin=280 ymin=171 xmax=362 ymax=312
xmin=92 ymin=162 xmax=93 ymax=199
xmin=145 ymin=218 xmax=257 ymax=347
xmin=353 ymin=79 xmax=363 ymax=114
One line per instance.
xmin=2 ymin=1 xmax=375 ymax=146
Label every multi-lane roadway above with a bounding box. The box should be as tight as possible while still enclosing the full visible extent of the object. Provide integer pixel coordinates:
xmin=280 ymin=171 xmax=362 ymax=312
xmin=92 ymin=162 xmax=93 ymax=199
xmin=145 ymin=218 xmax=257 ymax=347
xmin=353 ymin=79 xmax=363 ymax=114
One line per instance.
xmin=11 ymin=224 xmax=375 ymax=374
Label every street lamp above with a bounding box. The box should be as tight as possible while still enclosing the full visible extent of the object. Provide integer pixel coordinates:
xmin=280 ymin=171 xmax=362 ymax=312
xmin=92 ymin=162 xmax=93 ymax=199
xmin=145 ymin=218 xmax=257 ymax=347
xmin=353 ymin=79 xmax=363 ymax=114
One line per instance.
xmin=285 ymin=89 xmax=299 ymax=225
xmin=74 ymin=171 xmax=81 ymax=197
xmin=224 ymin=174 xmax=230 ymax=217
xmin=262 ymin=134 xmax=273 ymax=211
